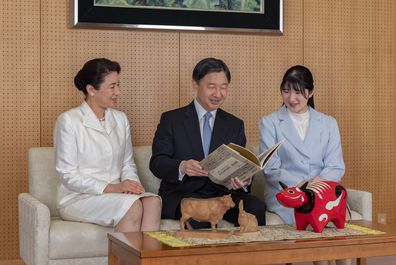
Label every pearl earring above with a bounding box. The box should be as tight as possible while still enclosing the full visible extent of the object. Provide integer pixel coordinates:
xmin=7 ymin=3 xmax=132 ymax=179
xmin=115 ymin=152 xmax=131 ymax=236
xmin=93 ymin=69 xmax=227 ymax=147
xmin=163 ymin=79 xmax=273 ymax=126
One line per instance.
xmin=90 ymin=93 xmax=95 ymax=97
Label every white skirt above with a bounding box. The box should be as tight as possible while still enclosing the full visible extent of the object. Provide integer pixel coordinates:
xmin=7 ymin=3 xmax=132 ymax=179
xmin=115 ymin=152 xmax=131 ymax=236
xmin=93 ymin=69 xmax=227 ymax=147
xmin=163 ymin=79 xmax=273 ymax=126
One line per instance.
xmin=59 ymin=192 xmax=158 ymax=227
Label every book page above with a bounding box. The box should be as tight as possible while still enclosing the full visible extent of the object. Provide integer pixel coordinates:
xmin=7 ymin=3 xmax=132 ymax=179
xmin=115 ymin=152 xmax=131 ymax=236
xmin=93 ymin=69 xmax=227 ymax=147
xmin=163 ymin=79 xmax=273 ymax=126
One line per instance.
xmin=227 ymin=143 xmax=260 ymax=166
xmin=209 ymin=157 xmax=245 ymax=183
xmin=258 ymin=140 xmax=283 ymax=167
xmin=200 ymin=144 xmax=260 ymax=187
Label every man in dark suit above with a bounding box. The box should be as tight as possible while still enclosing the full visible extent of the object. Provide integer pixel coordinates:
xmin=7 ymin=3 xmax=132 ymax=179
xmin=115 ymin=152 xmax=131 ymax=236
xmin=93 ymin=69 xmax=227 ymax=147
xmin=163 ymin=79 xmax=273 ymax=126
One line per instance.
xmin=150 ymin=58 xmax=266 ymax=228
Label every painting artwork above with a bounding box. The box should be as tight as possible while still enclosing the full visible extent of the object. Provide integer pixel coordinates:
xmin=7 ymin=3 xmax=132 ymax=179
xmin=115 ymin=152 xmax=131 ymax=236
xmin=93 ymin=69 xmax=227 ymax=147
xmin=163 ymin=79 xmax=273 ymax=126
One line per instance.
xmin=73 ymin=0 xmax=283 ymax=33
xmin=94 ymin=0 xmax=263 ymax=13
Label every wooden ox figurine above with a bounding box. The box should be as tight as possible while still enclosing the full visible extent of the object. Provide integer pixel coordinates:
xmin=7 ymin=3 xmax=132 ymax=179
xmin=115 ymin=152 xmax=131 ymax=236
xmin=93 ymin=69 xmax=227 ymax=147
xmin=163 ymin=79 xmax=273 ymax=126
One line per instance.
xmin=276 ymin=180 xmax=347 ymax=233
xmin=180 ymin=195 xmax=235 ymax=231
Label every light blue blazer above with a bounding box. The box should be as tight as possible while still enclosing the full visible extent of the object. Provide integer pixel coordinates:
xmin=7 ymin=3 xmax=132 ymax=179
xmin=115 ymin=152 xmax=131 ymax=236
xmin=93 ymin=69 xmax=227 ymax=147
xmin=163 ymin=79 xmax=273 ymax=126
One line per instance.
xmin=259 ymin=105 xmax=345 ymax=224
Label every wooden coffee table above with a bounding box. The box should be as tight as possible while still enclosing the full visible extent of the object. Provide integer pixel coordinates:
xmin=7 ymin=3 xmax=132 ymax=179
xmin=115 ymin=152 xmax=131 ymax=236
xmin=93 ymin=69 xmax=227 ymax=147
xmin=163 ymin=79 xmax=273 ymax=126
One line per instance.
xmin=108 ymin=221 xmax=396 ymax=265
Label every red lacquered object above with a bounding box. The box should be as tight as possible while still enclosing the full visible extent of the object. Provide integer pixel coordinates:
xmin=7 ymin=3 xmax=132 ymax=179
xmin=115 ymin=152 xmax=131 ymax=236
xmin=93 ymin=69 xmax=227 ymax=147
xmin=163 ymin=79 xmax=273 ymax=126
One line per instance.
xmin=276 ymin=180 xmax=347 ymax=233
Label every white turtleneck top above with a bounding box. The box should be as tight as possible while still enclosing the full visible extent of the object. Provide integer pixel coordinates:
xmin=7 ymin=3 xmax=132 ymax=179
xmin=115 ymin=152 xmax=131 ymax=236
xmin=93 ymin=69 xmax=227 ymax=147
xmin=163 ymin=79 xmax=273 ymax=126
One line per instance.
xmin=287 ymin=108 xmax=310 ymax=141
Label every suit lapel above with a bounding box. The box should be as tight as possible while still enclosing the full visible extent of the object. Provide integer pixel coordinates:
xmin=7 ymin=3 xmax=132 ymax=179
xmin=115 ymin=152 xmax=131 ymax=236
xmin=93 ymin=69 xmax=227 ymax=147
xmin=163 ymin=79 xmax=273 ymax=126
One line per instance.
xmin=80 ymin=102 xmax=105 ymax=132
xmin=183 ymin=102 xmax=205 ymax=159
xmin=104 ymin=109 xmax=117 ymax=135
xmin=80 ymin=101 xmax=118 ymax=135
xmin=278 ymin=106 xmax=310 ymax=157
xmin=304 ymin=107 xmax=323 ymax=154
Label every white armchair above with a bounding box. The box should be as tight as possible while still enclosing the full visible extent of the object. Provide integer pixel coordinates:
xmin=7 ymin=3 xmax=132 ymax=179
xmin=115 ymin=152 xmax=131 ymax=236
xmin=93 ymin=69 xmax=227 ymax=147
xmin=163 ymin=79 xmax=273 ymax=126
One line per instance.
xmin=19 ymin=146 xmax=372 ymax=265
xmin=19 ymin=147 xmax=111 ymax=265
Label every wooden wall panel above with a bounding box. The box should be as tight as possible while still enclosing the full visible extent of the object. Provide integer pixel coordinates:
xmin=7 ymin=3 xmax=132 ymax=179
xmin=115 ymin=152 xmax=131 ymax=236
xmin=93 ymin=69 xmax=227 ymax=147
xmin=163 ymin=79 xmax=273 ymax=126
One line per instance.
xmin=304 ymin=0 xmax=396 ymax=224
xmin=0 ymin=0 xmax=41 ymax=259
xmin=2 ymin=0 xmax=396 ymax=262
xmin=179 ymin=1 xmax=304 ymax=144
xmin=40 ymin=0 xmax=180 ymax=147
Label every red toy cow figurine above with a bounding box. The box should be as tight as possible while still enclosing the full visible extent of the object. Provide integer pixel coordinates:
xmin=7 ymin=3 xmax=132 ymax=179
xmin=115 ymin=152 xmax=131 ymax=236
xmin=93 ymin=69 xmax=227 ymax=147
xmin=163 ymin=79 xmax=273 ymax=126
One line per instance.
xmin=276 ymin=180 xmax=347 ymax=233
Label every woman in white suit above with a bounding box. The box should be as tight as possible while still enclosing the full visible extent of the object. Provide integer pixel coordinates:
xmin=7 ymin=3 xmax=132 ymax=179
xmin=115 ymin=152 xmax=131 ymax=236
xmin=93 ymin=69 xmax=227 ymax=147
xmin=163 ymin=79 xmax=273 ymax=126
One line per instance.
xmin=54 ymin=58 xmax=161 ymax=232
xmin=259 ymin=65 xmax=349 ymax=265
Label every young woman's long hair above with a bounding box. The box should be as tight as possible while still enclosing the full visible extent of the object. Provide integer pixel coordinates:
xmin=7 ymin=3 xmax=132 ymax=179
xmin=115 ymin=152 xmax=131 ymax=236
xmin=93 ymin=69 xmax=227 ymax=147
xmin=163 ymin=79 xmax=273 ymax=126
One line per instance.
xmin=280 ymin=65 xmax=314 ymax=108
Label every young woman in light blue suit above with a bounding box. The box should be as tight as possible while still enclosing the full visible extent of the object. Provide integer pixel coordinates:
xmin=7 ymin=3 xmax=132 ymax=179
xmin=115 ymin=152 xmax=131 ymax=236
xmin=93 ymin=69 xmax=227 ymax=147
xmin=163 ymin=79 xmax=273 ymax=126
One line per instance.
xmin=259 ymin=65 xmax=349 ymax=265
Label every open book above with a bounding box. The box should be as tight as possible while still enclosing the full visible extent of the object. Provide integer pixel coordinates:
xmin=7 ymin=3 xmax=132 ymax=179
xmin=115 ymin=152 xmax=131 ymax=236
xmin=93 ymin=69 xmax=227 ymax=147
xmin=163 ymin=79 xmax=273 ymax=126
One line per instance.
xmin=199 ymin=141 xmax=283 ymax=188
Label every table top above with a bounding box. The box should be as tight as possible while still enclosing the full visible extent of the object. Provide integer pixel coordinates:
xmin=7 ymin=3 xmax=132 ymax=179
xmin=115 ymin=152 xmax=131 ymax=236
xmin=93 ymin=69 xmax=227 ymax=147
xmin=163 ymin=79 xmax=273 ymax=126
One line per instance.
xmin=108 ymin=220 xmax=396 ymax=261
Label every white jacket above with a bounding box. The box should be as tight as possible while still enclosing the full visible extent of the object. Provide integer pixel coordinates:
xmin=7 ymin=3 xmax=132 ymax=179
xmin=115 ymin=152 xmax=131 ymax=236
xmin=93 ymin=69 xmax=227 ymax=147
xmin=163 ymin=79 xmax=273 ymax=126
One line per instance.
xmin=54 ymin=101 xmax=140 ymax=207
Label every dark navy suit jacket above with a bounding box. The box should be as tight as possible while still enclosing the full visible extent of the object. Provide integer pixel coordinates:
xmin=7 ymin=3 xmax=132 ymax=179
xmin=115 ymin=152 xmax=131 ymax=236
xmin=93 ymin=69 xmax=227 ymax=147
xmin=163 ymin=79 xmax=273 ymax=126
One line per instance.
xmin=150 ymin=101 xmax=247 ymax=218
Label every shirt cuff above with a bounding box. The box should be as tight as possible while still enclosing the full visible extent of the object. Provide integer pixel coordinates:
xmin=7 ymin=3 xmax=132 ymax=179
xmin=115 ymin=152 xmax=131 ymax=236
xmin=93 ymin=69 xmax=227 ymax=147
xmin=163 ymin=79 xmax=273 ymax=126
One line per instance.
xmin=178 ymin=161 xmax=186 ymax=181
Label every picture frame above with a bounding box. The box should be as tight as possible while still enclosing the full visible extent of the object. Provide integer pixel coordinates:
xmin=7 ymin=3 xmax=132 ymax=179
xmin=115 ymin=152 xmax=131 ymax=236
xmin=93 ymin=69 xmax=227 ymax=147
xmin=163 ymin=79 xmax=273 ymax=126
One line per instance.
xmin=72 ymin=0 xmax=283 ymax=34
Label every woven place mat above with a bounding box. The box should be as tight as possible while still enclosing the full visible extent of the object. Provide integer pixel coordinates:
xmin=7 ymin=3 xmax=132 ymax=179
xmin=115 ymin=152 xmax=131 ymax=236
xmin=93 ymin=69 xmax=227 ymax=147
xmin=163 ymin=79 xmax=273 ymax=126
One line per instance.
xmin=145 ymin=223 xmax=385 ymax=247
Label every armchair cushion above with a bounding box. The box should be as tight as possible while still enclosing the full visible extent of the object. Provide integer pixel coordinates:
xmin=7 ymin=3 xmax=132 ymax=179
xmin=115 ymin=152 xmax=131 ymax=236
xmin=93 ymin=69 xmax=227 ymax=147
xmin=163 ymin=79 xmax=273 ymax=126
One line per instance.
xmin=49 ymin=219 xmax=111 ymax=259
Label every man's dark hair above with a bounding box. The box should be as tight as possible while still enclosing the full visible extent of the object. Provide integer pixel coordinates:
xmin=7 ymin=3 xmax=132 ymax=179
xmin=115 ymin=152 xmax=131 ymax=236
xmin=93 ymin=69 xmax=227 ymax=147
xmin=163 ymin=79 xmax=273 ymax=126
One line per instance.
xmin=192 ymin=58 xmax=231 ymax=84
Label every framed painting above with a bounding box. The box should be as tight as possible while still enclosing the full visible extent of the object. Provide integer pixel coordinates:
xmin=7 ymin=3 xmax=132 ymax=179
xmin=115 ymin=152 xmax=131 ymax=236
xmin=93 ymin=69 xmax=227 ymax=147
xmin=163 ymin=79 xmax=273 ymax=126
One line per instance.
xmin=72 ymin=0 xmax=283 ymax=34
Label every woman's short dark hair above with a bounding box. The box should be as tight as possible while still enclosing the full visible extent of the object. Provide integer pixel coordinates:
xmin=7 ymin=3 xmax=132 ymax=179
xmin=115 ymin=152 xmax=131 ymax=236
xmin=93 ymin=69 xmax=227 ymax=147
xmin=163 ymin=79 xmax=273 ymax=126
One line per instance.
xmin=192 ymin=58 xmax=231 ymax=84
xmin=281 ymin=65 xmax=315 ymax=108
xmin=74 ymin=58 xmax=121 ymax=95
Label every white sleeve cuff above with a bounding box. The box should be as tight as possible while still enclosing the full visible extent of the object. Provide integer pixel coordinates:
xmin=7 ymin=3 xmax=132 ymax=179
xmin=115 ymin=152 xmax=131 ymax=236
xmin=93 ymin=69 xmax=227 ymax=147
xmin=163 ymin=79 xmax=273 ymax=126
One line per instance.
xmin=178 ymin=161 xmax=186 ymax=181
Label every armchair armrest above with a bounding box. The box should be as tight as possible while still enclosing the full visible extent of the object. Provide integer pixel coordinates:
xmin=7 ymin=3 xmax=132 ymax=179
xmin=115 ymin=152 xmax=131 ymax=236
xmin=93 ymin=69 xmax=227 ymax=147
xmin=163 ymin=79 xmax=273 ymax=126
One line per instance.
xmin=346 ymin=188 xmax=372 ymax=221
xmin=19 ymin=193 xmax=51 ymax=265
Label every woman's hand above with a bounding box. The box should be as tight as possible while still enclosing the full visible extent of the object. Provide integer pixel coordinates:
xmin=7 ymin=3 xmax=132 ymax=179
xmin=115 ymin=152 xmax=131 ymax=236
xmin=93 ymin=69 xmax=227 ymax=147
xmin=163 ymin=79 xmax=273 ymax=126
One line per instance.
xmin=298 ymin=176 xmax=325 ymax=187
xmin=310 ymin=176 xmax=325 ymax=183
xmin=104 ymin=179 xmax=145 ymax=194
